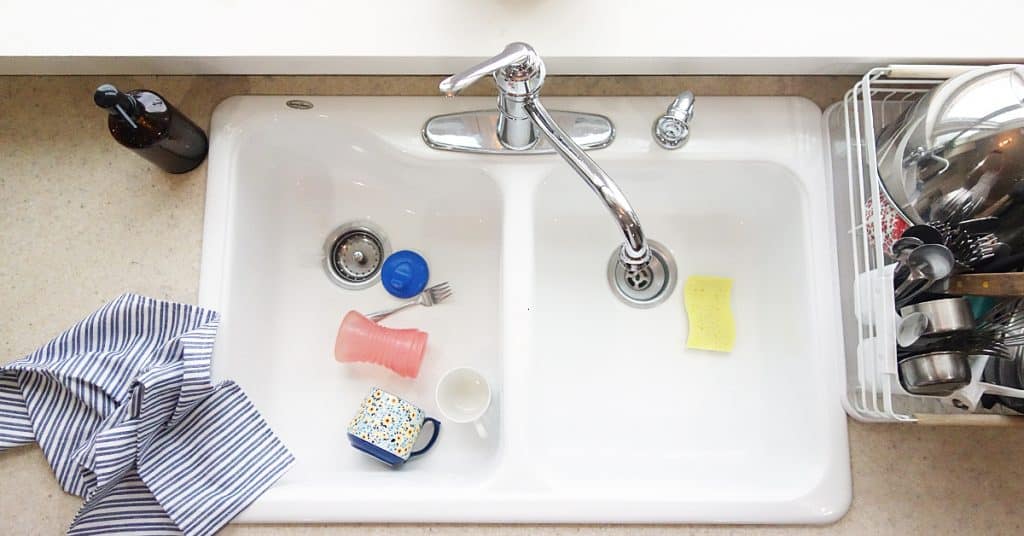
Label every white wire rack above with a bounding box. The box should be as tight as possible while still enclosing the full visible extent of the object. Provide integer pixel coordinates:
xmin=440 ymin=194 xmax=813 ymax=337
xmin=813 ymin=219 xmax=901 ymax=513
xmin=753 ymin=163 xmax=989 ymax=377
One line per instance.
xmin=826 ymin=65 xmax=1024 ymax=423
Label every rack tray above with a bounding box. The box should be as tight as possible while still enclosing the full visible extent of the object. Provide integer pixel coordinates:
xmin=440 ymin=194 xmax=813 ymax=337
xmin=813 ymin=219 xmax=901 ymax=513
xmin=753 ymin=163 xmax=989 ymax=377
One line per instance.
xmin=826 ymin=65 xmax=1024 ymax=423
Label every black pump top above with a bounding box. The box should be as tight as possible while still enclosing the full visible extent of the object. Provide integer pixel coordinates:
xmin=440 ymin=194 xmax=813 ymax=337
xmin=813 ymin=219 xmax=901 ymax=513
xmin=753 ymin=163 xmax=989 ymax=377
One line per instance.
xmin=94 ymin=84 xmax=139 ymax=122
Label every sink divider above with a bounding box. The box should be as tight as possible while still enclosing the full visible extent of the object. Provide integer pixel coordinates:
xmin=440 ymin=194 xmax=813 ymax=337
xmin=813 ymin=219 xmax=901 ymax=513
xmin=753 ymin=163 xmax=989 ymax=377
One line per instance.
xmin=490 ymin=167 xmax=543 ymax=489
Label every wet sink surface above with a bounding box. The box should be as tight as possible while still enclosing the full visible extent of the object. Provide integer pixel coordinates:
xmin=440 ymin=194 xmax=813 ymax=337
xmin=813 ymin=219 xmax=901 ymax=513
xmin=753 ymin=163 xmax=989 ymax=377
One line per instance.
xmin=199 ymin=96 xmax=850 ymax=523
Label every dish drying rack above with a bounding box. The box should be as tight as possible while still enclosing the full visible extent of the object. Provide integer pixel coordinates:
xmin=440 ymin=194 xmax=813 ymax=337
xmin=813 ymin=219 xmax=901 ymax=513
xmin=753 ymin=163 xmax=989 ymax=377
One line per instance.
xmin=827 ymin=65 xmax=1024 ymax=424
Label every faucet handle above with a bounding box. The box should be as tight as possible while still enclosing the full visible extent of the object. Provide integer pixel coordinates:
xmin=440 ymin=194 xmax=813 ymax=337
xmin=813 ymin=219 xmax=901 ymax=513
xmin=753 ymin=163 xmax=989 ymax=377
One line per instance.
xmin=439 ymin=42 xmax=546 ymax=97
xmin=653 ymin=91 xmax=695 ymax=149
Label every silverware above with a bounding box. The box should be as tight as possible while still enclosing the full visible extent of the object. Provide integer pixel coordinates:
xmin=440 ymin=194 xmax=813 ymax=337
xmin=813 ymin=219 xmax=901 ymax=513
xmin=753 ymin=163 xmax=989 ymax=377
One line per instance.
xmin=908 ymin=220 xmax=1003 ymax=269
xmin=898 ymin=297 xmax=1024 ymax=399
xmin=954 ymin=233 xmax=1003 ymax=268
xmin=898 ymin=351 xmax=972 ymax=396
xmin=976 ymin=298 xmax=1024 ymax=346
xmin=893 ymin=244 xmax=955 ymax=307
xmin=902 ymin=331 xmax=1015 ymax=361
xmin=890 ymin=236 xmax=924 ymax=258
xmin=890 ymin=236 xmax=924 ymax=281
xmin=913 ymin=299 xmax=1024 ymax=361
xmin=366 ymin=282 xmax=453 ymax=322
xmin=932 ymin=219 xmax=1003 ymax=268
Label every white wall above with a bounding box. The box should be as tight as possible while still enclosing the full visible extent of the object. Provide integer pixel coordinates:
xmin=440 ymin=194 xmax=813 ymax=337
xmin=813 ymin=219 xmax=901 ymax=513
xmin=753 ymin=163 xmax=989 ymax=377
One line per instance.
xmin=2 ymin=0 xmax=1021 ymax=74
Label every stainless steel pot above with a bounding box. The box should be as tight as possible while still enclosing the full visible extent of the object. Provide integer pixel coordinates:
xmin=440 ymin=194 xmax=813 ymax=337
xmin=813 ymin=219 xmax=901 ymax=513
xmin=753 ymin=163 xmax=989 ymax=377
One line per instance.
xmin=900 ymin=297 xmax=975 ymax=335
xmin=898 ymin=351 xmax=972 ymax=396
xmin=876 ymin=65 xmax=1024 ymax=232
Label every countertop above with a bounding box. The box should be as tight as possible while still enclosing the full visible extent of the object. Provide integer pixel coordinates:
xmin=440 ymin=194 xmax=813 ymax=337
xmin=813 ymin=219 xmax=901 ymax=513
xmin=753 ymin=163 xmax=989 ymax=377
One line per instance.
xmin=4 ymin=1 xmax=1024 ymax=75
xmin=2 ymin=75 xmax=1024 ymax=535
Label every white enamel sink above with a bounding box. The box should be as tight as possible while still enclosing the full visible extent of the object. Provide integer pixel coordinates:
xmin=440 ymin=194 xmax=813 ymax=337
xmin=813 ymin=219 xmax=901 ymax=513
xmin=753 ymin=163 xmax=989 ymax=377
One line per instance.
xmin=199 ymin=96 xmax=850 ymax=523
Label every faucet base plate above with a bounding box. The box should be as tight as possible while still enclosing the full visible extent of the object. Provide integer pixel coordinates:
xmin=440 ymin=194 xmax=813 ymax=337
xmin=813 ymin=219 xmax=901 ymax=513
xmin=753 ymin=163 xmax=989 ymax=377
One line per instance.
xmin=422 ymin=110 xmax=614 ymax=154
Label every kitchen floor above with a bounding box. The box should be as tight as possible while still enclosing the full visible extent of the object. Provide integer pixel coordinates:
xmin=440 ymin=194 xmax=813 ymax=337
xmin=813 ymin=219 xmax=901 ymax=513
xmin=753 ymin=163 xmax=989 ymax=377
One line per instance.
xmin=2 ymin=76 xmax=1024 ymax=535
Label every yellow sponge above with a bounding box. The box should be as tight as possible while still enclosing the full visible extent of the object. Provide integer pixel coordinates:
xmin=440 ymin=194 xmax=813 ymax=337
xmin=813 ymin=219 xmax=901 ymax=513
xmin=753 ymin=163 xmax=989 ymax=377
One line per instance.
xmin=684 ymin=275 xmax=735 ymax=353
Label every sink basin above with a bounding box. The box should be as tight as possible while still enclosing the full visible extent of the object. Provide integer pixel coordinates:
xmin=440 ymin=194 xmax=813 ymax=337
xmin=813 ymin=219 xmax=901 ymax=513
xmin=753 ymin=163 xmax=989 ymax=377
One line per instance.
xmin=199 ymin=96 xmax=849 ymax=523
xmin=531 ymin=159 xmax=838 ymax=507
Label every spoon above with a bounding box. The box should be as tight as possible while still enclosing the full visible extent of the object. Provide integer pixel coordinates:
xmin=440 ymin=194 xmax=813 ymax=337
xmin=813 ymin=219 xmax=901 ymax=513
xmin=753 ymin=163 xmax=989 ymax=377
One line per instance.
xmin=894 ymin=244 xmax=955 ymax=307
xmin=901 ymin=224 xmax=945 ymax=246
xmin=890 ymin=236 xmax=924 ymax=281
xmin=890 ymin=236 xmax=924 ymax=259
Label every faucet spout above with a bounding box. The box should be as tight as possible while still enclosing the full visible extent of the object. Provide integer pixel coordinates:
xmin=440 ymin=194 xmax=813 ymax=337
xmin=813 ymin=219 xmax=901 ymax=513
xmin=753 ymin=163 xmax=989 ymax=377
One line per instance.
xmin=524 ymin=99 xmax=650 ymax=266
xmin=435 ymin=42 xmax=652 ymax=269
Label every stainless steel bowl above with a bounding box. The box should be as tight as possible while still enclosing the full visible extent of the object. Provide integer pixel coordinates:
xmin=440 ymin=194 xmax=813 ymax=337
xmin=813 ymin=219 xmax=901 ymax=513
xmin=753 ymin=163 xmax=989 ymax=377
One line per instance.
xmin=900 ymin=297 xmax=975 ymax=335
xmin=898 ymin=351 xmax=971 ymax=396
xmin=876 ymin=65 xmax=1024 ymax=231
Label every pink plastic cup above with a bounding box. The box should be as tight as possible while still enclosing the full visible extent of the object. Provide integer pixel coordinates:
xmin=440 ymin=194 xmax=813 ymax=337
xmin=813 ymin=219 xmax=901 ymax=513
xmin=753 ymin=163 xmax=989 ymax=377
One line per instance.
xmin=334 ymin=311 xmax=428 ymax=378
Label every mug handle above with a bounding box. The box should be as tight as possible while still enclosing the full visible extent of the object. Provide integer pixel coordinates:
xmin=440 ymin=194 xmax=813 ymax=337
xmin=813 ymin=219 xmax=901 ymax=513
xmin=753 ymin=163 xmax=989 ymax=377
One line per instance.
xmin=473 ymin=420 xmax=488 ymax=439
xmin=409 ymin=417 xmax=441 ymax=458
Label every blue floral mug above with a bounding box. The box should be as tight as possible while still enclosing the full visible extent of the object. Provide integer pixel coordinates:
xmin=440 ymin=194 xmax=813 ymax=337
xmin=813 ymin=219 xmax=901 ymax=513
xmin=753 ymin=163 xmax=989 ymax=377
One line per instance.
xmin=347 ymin=387 xmax=441 ymax=467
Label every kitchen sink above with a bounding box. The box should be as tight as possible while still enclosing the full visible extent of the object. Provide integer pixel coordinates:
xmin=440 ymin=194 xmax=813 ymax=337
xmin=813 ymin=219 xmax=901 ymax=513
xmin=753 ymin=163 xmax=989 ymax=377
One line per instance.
xmin=199 ymin=96 xmax=849 ymax=523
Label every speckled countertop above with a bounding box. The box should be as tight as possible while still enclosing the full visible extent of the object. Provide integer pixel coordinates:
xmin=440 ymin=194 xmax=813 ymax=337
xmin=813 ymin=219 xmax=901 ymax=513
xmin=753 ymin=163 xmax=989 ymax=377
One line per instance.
xmin=3 ymin=75 xmax=1024 ymax=535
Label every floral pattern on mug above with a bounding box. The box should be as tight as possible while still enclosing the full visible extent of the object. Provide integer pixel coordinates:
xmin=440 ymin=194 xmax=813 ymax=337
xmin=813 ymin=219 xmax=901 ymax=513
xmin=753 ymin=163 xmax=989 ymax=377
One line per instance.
xmin=347 ymin=386 xmax=425 ymax=460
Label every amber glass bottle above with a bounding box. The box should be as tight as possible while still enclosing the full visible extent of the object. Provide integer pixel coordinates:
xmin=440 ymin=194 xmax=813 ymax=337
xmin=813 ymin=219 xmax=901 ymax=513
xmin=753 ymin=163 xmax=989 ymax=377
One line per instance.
xmin=93 ymin=84 xmax=208 ymax=174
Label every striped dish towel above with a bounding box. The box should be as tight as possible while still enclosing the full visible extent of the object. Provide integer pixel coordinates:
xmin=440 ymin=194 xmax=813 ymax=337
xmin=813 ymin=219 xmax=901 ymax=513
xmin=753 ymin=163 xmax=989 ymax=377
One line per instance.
xmin=0 ymin=293 xmax=294 ymax=535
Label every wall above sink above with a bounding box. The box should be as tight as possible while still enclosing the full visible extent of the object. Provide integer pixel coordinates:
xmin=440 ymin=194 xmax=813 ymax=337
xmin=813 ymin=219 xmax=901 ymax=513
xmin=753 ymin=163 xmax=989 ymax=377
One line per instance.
xmin=3 ymin=0 xmax=1021 ymax=75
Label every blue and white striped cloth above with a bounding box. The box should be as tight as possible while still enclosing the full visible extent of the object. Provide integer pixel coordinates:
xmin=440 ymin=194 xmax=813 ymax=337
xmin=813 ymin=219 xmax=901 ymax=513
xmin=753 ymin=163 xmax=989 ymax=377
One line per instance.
xmin=0 ymin=293 xmax=293 ymax=535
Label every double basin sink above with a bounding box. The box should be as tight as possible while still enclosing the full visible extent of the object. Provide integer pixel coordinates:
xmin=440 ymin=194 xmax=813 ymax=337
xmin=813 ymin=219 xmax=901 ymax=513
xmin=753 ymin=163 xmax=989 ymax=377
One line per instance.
xmin=197 ymin=96 xmax=850 ymax=523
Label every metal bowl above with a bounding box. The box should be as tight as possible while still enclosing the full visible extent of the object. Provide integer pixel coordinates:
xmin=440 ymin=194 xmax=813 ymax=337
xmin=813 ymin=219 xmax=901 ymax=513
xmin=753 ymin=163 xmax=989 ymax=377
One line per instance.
xmin=876 ymin=65 xmax=1024 ymax=237
xmin=900 ymin=297 xmax=975 ymax=336
xmin=898 ymin=351 xmax=971 ymax=396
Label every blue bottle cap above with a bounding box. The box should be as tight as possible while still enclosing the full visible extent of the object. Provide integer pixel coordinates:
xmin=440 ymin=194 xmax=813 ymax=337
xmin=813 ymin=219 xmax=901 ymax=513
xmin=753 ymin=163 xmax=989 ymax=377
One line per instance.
xmin=380 ymin=250 xmax=429 ymax=299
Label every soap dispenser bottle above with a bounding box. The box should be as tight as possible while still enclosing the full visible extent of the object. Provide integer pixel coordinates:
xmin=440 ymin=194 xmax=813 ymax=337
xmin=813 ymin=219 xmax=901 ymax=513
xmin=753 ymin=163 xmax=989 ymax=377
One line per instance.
xmin=93 ymin=84 xmax=208 ymax=174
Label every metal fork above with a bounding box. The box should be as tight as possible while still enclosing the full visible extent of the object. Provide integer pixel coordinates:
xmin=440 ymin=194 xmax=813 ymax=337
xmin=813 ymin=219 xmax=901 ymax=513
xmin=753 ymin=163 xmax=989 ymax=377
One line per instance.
xmin=366 ymin=282 xmax=453 ymax=322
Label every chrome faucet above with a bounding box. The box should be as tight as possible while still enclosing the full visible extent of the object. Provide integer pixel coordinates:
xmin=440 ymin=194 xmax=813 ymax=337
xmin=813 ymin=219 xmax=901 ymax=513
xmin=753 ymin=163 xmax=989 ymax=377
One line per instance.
xmin=437 ymin=42 xmax=651 ymax=269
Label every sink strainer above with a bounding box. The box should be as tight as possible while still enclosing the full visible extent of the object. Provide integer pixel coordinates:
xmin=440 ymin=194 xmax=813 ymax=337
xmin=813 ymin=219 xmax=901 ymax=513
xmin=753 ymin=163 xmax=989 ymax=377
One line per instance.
xmin=323 ymin=222 xmax=391 ymax=289
xmin=607 ymin=240 xmax=677 ymax=308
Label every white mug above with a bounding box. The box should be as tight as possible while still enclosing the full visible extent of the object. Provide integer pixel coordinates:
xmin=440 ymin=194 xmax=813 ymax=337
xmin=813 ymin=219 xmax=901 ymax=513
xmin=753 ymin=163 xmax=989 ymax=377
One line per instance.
xmin=435 ymin=367 xmax=491 ymax=439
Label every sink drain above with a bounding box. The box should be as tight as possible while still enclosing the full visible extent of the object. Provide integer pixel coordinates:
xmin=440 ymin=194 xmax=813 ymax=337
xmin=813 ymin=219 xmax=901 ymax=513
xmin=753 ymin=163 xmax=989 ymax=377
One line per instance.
xmin=607 ymin=240 xmax=677 ymax=308
xmin=323 ymin=222 xmax=391 ymax=289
